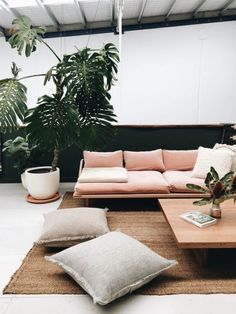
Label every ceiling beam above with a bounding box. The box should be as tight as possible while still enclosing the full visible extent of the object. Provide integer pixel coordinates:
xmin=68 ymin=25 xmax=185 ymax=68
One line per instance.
xmin=35 ymin=0 xmax=60 ymax=29
xmin=193 ymin=0 xmax=208 ymax=17
xmin=220 ymin=0 xmax=235 ymax=13
xmin=0 ymin=0 xmax=19 ymax=18
xmin=166 ymin=0 xmax=177 ymax=19
xmin=138 ymin=0 xmax=147 ymax=23
xmin=76 ymin=1 xmax=87 ymax=26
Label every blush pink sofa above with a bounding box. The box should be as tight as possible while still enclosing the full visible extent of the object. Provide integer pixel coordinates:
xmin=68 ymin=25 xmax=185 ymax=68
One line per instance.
xmin=73 ymin=149 xmax=207 ymax=201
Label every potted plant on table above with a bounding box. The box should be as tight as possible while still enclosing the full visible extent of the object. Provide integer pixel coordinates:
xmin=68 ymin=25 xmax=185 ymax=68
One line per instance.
xmin=0 ymin=16 xmax=119 ymax=200
xmin=187 ymin=167 xmax=236 ymax=218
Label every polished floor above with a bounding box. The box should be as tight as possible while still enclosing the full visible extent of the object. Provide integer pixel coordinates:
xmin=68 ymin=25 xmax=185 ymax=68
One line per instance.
xmin=0 ymin=183 xmax=236 ymax=314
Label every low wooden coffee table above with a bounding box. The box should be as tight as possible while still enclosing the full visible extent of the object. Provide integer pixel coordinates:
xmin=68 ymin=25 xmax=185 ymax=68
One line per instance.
xmin=159 ymin=198 xmax=236 ymax=266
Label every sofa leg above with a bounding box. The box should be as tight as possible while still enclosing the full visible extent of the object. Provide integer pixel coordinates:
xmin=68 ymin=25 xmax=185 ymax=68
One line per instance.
xmin=85 ymin=198 xmax=89 ymax=207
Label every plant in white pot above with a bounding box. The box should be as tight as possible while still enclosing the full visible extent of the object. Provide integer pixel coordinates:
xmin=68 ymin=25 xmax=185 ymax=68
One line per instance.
xmin=0 ymin=16 xmax=119 ymax=200
xmin=3 ymin=136 xmax=43 ymax=189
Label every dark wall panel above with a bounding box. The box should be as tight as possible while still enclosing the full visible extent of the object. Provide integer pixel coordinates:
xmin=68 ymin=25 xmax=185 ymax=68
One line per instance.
xmin=0 ymin=125 xmax=223 ymax=183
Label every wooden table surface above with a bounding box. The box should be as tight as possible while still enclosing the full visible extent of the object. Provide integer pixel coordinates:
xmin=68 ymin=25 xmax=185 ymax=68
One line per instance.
xmin=159 ymin=198 xmax=236 ymax=249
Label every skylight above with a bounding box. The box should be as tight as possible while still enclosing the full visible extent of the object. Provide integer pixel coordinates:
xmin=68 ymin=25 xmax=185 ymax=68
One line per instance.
xmin=43 ymin=0 xmax=74 ymax=4
xmin=4 ymin=0 xmax=37 ymax=7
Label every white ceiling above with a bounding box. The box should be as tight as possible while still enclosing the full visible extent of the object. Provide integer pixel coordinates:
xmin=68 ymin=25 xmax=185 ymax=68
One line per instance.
xmin=0 ymin=0 xmax=236 ymax=35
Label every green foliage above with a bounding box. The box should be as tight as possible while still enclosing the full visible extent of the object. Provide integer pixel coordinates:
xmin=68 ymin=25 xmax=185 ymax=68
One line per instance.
xmin=3 ymin=136 xmax=42 ymax=174
xmin=11 ymin=62 xmax=21 ymax=78
xmin=186 ymin=183 xmax=208 ymax=193
xmin=1 ymin=16 xmax=119 ymax=170
xmin=25 ymin=94 xmax=80 ymax=152
xmin=0 ymin=78 xmax=27 ymax=133
xmin=8 ymin=16 xmax=46 ymax=57
xmin=56 ymin=44 xmax=118 ymax=150
xmin=187 ymin=167 xmax=236 ymax=206
xmin=193 ymin=198 xmax=212 ymax=206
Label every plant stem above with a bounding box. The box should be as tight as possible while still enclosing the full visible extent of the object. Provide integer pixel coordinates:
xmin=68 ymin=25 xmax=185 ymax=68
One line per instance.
xmin=19 ymin=74 xmax=46 ymax=81
xmin=51 ymin=149 xmax=59 ymax=171
xmin=42 ymin=40 xmax=61 ymax=62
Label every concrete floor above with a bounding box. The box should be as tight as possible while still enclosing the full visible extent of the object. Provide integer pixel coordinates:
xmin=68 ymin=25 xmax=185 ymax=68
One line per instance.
xmin=0 ymin=183 xmax=236 ymax=314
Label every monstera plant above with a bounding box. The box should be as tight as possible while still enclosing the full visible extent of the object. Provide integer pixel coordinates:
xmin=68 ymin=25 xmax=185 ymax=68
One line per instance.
xmin=0 ymin=16 xmax=119 ymax=200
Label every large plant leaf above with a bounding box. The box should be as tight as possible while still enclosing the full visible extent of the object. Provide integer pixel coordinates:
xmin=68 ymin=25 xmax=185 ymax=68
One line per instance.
xmin=210 ymin=166 xmax=219 ymax=181
xmin=8 ymin=16 xmax=46 ymax=57
xmin=220 ymin=171 xmax=234 ymax=184
xmin=204 ymin=171 xmax=213 ymax=189
xmin=79 ymin=122 xmax=117 ymax=151
xmin=186 ymin=183 xmax=208 ymax=193
xmin=100 ymin=43 xmax=119 ymax=90
xmin=57 ymin=45 xmax=119 ymax=150
xmin=25 ymin=94 xmax=80 ymax=152
xmin=193 ymin=198 xmax=212 ymax=206
xmin=0 ymin=79 xmax=27 ymax=133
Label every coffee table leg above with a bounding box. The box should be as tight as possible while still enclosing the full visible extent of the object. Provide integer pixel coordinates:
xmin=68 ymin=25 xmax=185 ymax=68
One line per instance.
xmin=192 ymin=249 xmax=208 ymax=266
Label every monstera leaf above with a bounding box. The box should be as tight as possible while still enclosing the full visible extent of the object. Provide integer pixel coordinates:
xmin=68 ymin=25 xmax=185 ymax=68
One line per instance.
xmin=100 ymin=43 xmax=119 ymax=90
xmin=78 ymin=104 xmax=117 ymax=150
xmin=25 ymin=94 xmax=80 ymax=152
xmin=0 ymin=78 xmax=27 ymax=133
xmin=9 ymin=16 xmax=46 ymax=57
xmin=57 ymin=45 xmax=118 ymax=150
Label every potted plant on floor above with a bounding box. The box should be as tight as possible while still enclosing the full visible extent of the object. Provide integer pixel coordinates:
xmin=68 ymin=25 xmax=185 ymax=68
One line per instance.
xmin=3 ymin=136 xmax=43 ymax=188
xmin=187 ymin=167 xmax=236 ymax=218
xmin=0 ymin=16 xmax=119 ymax=200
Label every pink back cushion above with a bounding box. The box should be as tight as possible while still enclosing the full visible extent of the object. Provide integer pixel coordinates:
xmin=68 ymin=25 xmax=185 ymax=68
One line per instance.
xmin=83 ymin=150 xmax=123 ymax=168
xmin=163 ymin=150 xmax=198 ymax=171
xmin=124 ymin=149 xmax=165 ymax=171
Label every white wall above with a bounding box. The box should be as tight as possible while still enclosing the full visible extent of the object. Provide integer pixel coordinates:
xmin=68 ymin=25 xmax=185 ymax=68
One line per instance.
xmin=1 ymin=20 xmax=236 ymax=125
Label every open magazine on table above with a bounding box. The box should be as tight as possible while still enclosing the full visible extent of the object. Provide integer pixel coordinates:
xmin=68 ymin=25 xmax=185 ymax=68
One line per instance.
xmin=180 ymin=211 xmax=217 ymax=228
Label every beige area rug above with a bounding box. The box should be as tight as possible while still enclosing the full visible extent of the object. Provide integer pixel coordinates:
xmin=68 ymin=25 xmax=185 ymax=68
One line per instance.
xmin=4 ymin=192 xmax=236 ymax=295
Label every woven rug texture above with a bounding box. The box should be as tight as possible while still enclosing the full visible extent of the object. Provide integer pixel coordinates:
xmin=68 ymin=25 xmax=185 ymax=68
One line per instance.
xmin=3 ymin=192 xmax=236 ymax=295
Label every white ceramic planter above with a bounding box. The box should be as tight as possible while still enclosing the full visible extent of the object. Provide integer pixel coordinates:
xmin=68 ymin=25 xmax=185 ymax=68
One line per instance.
xmin=24 ymin=166 xmax=60 ymax=199
xmin=21 ymin=171 xmax=27 ymax=190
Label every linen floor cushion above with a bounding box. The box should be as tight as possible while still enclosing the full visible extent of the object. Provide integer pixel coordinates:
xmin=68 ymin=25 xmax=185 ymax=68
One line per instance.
xmin=214 ymin=143 xmax=236 ymax=172
xmin=192 ymin=146 xmax=234 ymax=179
xmin=163 ymin=149 xmax=198 ymax=171
xmin=45 ymin=231 xmax=177 ymax=305
xmin=83 ymin=150 xmax=123 ymax=168
xmin=37 ymin=207 xmax=110 ymax=247
xmin=78 ymin=167 xmax=128 ymax=183
xmin=124 ymin=149 xmax=165 ymax=171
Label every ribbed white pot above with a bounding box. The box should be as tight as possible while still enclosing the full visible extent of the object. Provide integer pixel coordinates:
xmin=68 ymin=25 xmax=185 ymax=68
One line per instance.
xmin=24 ymin=166 xmax=60 ymax=200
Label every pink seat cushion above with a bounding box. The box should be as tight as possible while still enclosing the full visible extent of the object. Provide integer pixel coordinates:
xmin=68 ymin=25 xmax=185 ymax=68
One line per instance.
xmin=163 ymin=170 xmax=205 ymax=193
xmin=83 ymin=150 xmax=123 ymax=168
xmin=163 ymin=150 xmax=198 ymax=171
xmin=124 ymin=150 xmax=165 ymax=171
xmin=74 ymin=171 xmax=170 ymax=196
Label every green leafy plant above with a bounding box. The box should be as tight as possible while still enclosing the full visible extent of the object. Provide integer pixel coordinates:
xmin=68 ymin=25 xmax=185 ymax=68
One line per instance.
xmin=3 ymin=136 xmax=42 ymax=174
xmin=0 ymin=16 xmax=119 ymax=171
xmin=186 ymin=167 xmax=236 ymax=206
